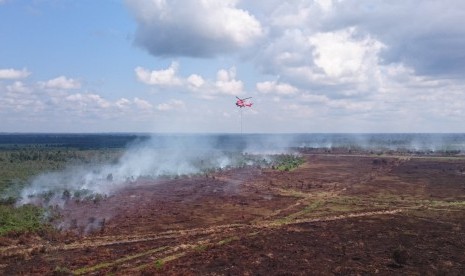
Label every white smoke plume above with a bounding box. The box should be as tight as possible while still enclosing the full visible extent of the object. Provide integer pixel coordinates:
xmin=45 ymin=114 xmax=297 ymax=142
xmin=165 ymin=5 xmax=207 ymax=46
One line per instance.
xmin=17 ymin=135 xmax=289 ymax=207
xmin=17 ymin=133 xmax=465 ymax=208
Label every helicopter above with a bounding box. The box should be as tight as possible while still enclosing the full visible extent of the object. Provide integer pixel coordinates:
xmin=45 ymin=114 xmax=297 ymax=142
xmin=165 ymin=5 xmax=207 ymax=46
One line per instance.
xmin=235 ymin=96 xmax=253 ymax=108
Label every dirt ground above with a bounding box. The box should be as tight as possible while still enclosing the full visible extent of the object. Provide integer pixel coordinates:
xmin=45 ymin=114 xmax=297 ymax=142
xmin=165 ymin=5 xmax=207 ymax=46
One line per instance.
xmin=1 ymin=151 xmax=465 ymax=275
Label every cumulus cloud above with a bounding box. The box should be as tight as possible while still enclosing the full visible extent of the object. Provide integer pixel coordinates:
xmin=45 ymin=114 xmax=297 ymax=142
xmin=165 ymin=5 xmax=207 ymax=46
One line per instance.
xmin=187 ymin=66 xmax=244 ymax=98
xmin=187 ymin=74 xmax=205 ymax=89
xmin=134 ymin=97 xmax=153 ymax=110
xmin=6 ymin=81 xmax=31 ymax=94
xmin=309 ymin=28 xmax=385 ymax=81
xmin=323 ymin=0 xmax=465 ymax=76
xmin=135 ymin=62 xmax=244 ymax=98
xmin=135 ymin=62 xmax=182 ymax=86
xmin=256 ymin=80 xmax=298 ymax=95
xmin=248 ymin=0 xmax=465 ymax=101
xmin=125 ymin=0 xmax=263 ymax=57
xmin=115 ymin=98 xmax=131 ymax=109
xmin=50 ymin=93 xmax=156 ymax=119
xmin=0 ymin=76 xmax=158 ymax=126
xmin=39 ymin=76 xmax=81 ymax=90
xmin=0 ymin=68 xmax=30 ymax=79
xmin=215 ymin=67 xmax=243 ymax=96
xmin=256 ymin=26 xmax=386 ymax=95
xmin=1 ymin=81 xmax=42 ymax=113
xmin=66 ymin=93 xmax=110 ymax=109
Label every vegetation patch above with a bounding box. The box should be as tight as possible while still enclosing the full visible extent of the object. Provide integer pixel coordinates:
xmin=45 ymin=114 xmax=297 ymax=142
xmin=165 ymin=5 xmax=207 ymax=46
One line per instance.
xmin=218 ymin=236 xmax=239 ymax=245
xmin=0 ymin=147 xmax=122 ymax=199
xmin=194 ymin=244 xmax=209 ymax=251
xmin=73 ymin=246 xmax=168 ymax=275
xmin=151 ymin=253 xmax=186 ymax=271
xmin=273 ymin=155 xmax=305 ymax=171
xmin=0 ymin=204 xmax=46 ymax=236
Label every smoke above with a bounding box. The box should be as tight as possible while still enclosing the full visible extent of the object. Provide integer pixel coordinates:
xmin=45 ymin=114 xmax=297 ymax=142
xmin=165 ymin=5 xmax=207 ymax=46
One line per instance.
xmin=13 ymin=133 xmax=465 ymax=235
xmin=293 ymin=133 xmax=465 ymax=152
xmin=17 ymin=134 xmax=293 ymax=208
xmin=17 ymin=133 xmax=465 ymax=208
xmin=18 ymin=136 xmax=220 ymax=206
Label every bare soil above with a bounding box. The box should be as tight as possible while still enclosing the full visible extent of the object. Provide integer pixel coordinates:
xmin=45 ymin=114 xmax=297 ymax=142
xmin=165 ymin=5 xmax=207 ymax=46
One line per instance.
xmin=1 ymin=152 xmax=465 ymax=275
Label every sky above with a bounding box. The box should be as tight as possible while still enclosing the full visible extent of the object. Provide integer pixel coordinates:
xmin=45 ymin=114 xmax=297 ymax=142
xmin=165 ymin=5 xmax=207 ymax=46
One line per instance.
xmin=1 ymin=0 xmax=465 ymax=133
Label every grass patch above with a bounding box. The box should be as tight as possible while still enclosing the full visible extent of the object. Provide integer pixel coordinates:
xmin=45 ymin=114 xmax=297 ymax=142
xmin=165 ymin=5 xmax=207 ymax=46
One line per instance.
xmin=274 ymin=188 xmax=311 ymax=198
xmin=152 ymin=253 xmax=186 ymax=271
xmin=194 ymin=244 xmax=209 ymax=251
xmin=154 ymin=259 xmax=164 ymax=270
xmin=269 ymin=200 xmax=325 ymax=226
xmin=53 ymin=266 xmax=73 ymax=275
xmin=286 ymin=200 xmax=324 ymax=220
xmin=428 ymin=200 xmax=465 ymax=208
xmin=73 ymin=246 xmax=168 ymax=275
xmin=218 ymin=236 xmax=239 ymax=245
xmin=0 ymin=204 xmax=46 ymax=236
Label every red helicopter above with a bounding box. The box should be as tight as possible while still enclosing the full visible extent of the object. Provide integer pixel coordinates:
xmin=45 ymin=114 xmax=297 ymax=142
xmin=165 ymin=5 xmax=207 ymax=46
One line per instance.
xmin=235 ymin=96 xmax=253 ymax=108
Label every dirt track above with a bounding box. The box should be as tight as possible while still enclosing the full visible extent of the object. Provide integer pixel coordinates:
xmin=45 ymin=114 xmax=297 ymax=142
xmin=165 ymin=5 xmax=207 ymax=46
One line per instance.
xmin=1 ymin=152 xmax=465 ymax=275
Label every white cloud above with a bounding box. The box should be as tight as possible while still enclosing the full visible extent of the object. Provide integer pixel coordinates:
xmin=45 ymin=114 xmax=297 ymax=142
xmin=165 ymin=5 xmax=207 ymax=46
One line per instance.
xmin=134 ymin=97 xmax=153 ymax=110
xmin=256 ymin=80 xmax=298 ymax=95
xmin=257 ymin=26 xmax=386 ymax=92
xmin=40 ymin=76 xmax=81 ymax=90
xmin=0 ymin=84 xmax=41 ymax=113
xmin=66 ymin=93 xmax=110 ymax=109
xmin=6 ymin=81 xmax=31 ymax=94
xmin=126 ymin=0 xmax=263 ymax=57
xmin=0 ymin=68 xmax=30 ymax=79
xmin=315 ymin=0 xmax=333 ymax=12
xmin=135 ymin=62 xmax=182 ymax=86
xmin=156 ymin=99 xmax=185 ymax=111
xmin=135 ymin=62 xmax=244 ymax=98
xmin=215 ymin=67 xmax=243 ymax=96
xmin=187 ymin=74 xmax=205 ymax=89
xmin=325 ymin=0 xmax=465 ymax=76
xmin=309 ymin=28 xmax=385 ymax=81
xmin=116 ymin=98 xmax=131 ymax=109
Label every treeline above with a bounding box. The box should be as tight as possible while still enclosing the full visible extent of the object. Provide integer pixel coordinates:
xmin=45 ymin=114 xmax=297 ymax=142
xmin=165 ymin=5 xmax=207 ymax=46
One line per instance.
xmin=0 ymin=148 xmax=122 ymax=164
xmin=0 ymin=134 xmax=150 ymax=149
xmin=0 ymin=150 xmax=71 ymax=162
xmin=0 ymin=147 xmax=124 ymax=203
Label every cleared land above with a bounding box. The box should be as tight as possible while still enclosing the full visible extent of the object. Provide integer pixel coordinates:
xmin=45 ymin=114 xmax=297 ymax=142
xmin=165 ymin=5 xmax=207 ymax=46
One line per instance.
xmin=1 ymin=150 xmax=465 ymax=275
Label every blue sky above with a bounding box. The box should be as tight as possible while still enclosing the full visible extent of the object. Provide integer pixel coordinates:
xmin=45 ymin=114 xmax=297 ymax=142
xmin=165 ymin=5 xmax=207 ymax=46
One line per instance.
xmin=1 ymin=0 xmax=465 ymax=133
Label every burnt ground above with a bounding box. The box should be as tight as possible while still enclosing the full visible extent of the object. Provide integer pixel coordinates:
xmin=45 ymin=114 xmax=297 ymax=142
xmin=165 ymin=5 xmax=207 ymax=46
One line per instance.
xmin=1 ymin=152 xmax=465 ymax=275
